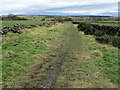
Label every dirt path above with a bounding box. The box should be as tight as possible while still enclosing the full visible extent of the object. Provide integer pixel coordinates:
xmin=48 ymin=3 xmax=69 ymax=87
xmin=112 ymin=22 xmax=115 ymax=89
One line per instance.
xmin=38 ymin=23 xmax=118 ymax=88
xmin=37 ymin=23 xmax=78 ymax=88
xmin=54 ymin=25 xmax=118 ymax=88
xmin=38 ymin=47 xmax=68 ymax=88
xmin=21 ymin=22 xmax=80 ymax=88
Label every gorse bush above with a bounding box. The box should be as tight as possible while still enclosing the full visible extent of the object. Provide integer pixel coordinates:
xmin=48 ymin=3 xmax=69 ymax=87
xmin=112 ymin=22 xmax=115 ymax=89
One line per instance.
xmin=77 ymin=22 xmax=120 ymax=48
xmin=94 ymin=30 xmax=105 ymax=36
xmin=77 ymin=22 xmax=92 ymax=31
xmin=77 ymin=22 xmax=120 ymax=36
xmin=84 ymin=29 xmax=95 ymax=35
xmin=91 ymin=24 xmax=120 ymax=36
xmin=97 ymin=35 xmax=120 ymax=48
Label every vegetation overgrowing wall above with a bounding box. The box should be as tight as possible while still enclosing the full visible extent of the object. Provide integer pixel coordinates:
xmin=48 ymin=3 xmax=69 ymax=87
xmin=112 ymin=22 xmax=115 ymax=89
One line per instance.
xmin=76 ymin=22 xmax=120 ymax=48
xmin=0 ymin=22 xmax=56 ymax=35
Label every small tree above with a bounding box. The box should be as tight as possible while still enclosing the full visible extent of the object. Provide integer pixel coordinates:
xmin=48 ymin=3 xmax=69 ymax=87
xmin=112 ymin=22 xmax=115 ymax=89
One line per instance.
xmin=8 ymin=14 xmax=17 ymax=20
xmin=41 ymin=18 xmax=45 ymax=21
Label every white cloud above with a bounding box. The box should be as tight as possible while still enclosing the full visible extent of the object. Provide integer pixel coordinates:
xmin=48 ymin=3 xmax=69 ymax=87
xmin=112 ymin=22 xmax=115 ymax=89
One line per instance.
xmin=45 ymin=2 xmax=118 ymax=16
xmin=0 ymin=0 xmax=119 ymax=16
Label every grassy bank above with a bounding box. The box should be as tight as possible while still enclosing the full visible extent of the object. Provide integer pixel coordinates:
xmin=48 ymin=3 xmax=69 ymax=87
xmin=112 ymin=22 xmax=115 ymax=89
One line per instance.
xmin=2 ymin=23 xmax=65 ymax=88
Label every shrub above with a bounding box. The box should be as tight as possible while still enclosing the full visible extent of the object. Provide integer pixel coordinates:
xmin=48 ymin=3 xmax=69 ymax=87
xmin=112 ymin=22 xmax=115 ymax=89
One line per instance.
xmin=94 ymin=30 xmax=105 ymax=36
xmin=84 ymin=29 xmax=95 ymax=35
xmin=41 ymin=18 xmax=45 ymax=21
xmin=96 ymin=35 xmax=120 ymax=47
xmin=77 ymin=23 xmax=91 ymax=31
xmin=77 ymin=22 xmax=119 ymax=47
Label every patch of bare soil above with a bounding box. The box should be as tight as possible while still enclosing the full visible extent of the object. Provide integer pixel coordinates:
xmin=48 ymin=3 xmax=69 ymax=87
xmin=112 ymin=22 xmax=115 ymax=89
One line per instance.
xmin=38 ymin=51 xmax=68 ymax=88
xmin=22 ymin=39 xmax=69 ymax=88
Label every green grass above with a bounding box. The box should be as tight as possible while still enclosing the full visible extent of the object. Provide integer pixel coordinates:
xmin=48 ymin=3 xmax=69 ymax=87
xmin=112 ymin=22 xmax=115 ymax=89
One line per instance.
xmin=91 ymin=46 xmax=118 ymax=84
xmin=72 ymin=20 xmax=118 ymax=26
xmin=1 ymin=15 xmax=56 ymax=29
xmin=98 ymin=21 xmax=118 ymax=23
xmin=2 ymin=23 xmax=65 ymax=87
xmin=92 ymin=22 xmax=118 ymax=27
xmin=19 ymin=16 xmax=54 ymax=21
xmin=1 ymin=20 xmax=52 ymax=28
xmin=2 ymin=22 xmax=118 ymax=88
xmin=54 ymin=29 xmax=118 ymax=88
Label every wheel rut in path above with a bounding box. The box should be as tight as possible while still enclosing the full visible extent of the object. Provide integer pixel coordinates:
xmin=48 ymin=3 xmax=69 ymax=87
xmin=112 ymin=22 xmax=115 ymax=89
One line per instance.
xmin=38 ymin=23 xmax=81 ymax=88
xmin=23 ymin=23 xmax=81 ymax=88
xmin=39 ymin=50 xmax=68 ymax=88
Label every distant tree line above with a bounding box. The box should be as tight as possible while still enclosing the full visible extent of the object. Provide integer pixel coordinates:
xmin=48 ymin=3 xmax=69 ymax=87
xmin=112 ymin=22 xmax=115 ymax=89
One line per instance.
xmin=1 ymin=14 xmax=28 ymax=21
xmin=51 ymin=17 xmax=73 ymax=22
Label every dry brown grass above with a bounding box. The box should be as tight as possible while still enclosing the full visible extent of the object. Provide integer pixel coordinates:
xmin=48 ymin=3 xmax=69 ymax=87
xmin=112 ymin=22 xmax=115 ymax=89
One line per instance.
xmin=3 ymin=51 xmax=15 ymax=58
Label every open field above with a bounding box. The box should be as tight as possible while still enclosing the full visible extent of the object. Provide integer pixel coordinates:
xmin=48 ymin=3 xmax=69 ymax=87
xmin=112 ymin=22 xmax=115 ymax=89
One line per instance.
xmin=71 ymin=16 xmax=118 ymax=26
xmin=1 ymin=21 xmax=46 ymax=28
xmin=92 ymin=22 xmax=118 ymax=26
xmin=72 ymin=21 xmax=118 ymax=26
xmin=1 ymin=16 xmax=118 ymax=29
xmin=0 ymin=15 xmax=56 ymax=29
xmin=1 ymin=15 xmax=119 ymax=88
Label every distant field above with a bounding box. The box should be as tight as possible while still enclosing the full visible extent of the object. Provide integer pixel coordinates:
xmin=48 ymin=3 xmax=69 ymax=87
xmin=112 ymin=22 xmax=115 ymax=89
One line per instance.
xmin=93 ymin=21 xmax=118 ymax=26
xmin=73 ymin=20 xmax=118 ymax=26
xmin=1 ymin=15 xmax=55 ymax=29
xmin=1 ymin=20 xmax=54 ymax=28
xmin=1 ymin=16 xmax=118 ymax=29
xmin=19 ymin=16 xmax=54 ymax=21
xmin=92 ymin=22 xmax=118 ymax=26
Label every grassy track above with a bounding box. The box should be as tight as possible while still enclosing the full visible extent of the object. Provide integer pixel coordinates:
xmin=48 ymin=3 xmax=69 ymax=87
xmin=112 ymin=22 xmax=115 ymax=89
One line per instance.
xmin=2 ymin=22 xmax=83 ymax=88
xmin=54 ymin=25 xmax=118 ymax=88
xmin=2 ymin=22 xmax=118 ymax=88
xmin=20 ymin=22 xmax=81 ymax=88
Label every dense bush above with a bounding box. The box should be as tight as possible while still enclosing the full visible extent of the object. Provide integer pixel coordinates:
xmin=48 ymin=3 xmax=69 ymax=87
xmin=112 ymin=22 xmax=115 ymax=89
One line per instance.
xmin=96 ymin=35 xmax=120 ymax=47
xmin=92 ymin=24 xmax=120 ymax=36
xmin=64 ymin=18 xmax=73 ymax=21
xmin=84 ymin=29 xmax=95 ymax=35
xmin=41 ymin=18 xmax=45 ymax=21
xmin=77 ymin=22 xmax=120 ymax=47
xmin=51 ymin=18 xmax=64 ymax=22
xmin=77 ymin=23 xmax=119 ymax=36
xmin=52 ymin=17 xmax=72 ymax=22
xmin=94 ymin=30 xmax=105 ymax=36
xmin=77 ymin=23 xmax=92 ymax=31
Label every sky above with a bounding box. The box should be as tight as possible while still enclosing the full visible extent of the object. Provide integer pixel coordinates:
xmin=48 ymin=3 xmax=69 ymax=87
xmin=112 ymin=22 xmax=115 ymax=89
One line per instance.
xmin=0 ymin=0 xmax=119 ymax=16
